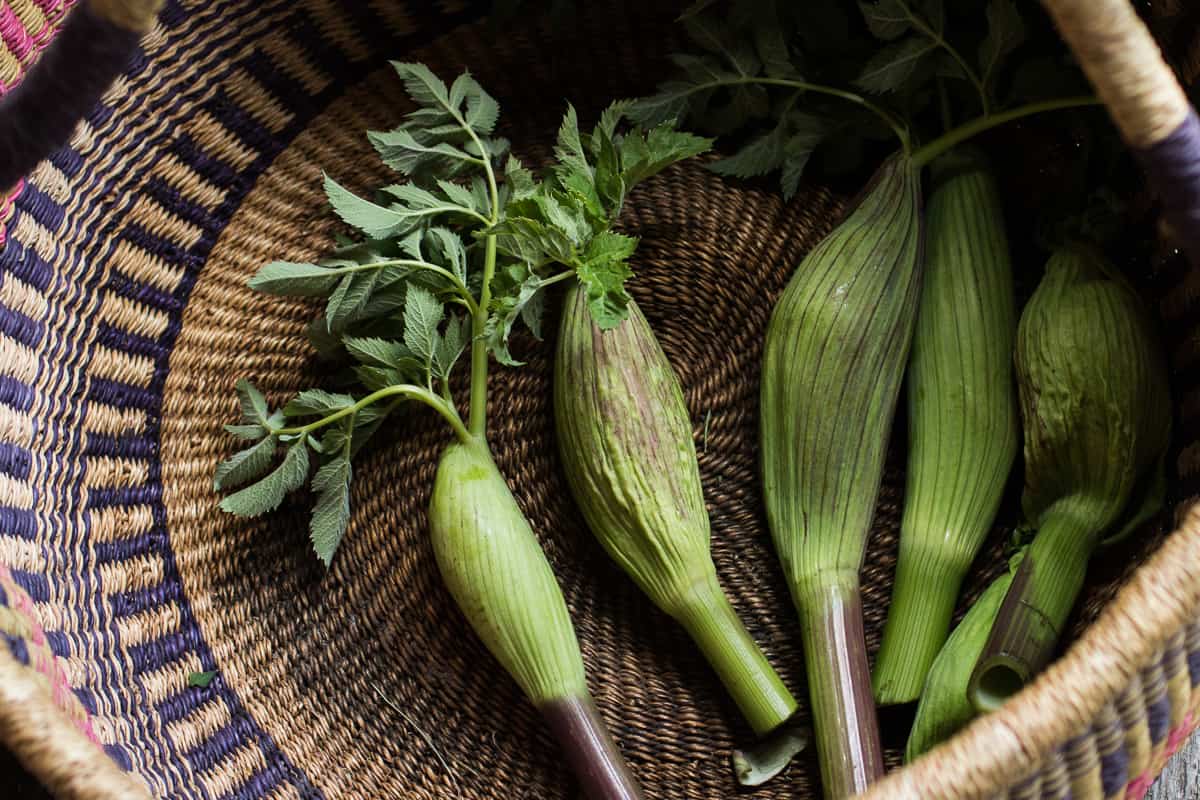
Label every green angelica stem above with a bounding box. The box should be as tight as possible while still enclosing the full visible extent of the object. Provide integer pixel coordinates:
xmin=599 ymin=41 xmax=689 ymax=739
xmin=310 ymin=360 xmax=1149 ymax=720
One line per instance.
xmin=429 ymin=440 xmax=645 ymax=800
xmin=970 ymin=513 xmax=1093 ymax=712
xmin=873 ymin=546 xmax=966 ymax=705
xmin=673 ymin=573 xmax=798 ymax=737
xmin=468 ymin=234 xmax=498 ymax=437
xmin=274 ymin=384 xmax=470 ymax=444
xmin=911 ymin=97 xmax=1102 ymax=168
xmin=795 ymin=574 xmax=883 ymax=799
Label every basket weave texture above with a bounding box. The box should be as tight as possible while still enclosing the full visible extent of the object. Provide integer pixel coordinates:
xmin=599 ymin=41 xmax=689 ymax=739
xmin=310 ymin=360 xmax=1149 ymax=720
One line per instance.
xmin=1 ymin=1 xmax=1200 ymax=799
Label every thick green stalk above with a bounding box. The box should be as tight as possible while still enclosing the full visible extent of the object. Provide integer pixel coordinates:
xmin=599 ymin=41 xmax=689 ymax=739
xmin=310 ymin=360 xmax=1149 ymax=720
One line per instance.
xmin=967 ymin=245 xmax=1171 ymax=711
xmin=970 ymin=514 xmax=1091 ymax=711
xmin=760 ymin=154 xmax=923 ymax=798
xmin=674 ymin=573 xmax=797 ymax=736
xmin=429 ymin=439 xmax=642 ymax=800
xmin=873 ymin=150 xmax=1018 ymax=705
xmin=910 ymin=98 xmax=1102 ymax=168
xmin=468 ymin=234 xmax=498 ymax=437
xmin=556 ymin=287 xmax=796 ymax=736
xmin=906 ymin=559 xmax=1018 ymax=761
xmin=874 ymin=546 xmax=965 ymax=704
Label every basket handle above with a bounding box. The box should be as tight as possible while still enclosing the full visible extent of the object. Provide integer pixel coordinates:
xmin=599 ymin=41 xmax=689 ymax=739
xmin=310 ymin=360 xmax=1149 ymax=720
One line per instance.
xmin=1040 ymin=0 xmax=1200 ymax=265
xmin=0 ymin=0 xmax=164 ymax=193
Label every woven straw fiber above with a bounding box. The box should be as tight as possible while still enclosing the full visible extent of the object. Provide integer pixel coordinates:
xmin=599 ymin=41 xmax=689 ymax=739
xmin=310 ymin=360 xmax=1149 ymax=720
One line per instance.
xmin=2 ymin=0 xmax=1200 ymax=798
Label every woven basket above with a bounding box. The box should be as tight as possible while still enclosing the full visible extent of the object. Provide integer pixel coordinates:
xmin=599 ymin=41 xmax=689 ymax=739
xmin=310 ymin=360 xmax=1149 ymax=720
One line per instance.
xmin=1 ymin=1 xmax=1199 ymax=798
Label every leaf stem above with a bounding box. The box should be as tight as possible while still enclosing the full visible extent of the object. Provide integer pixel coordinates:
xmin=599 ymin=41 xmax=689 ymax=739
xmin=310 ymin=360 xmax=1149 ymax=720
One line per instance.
xmin=910 ymin=96 xmax=1101 ymax=168
xmin=323 ymin=258 xmax=477 ymax=313
xmin=276 ymin=384 xmax=470 ymax=443
xmin=468 ymin=234 xmax=498 ymax=437
xmin=539 ymin=270 xmax=576 ymax=288
xmin=677 ymin=77 xmax=911 ymax=153
xmin=900 ymin=0 xmax=990 ymax=115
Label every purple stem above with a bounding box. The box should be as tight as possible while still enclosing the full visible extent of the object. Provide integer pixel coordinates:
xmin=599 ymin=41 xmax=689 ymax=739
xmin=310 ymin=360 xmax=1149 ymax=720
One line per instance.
xmin=540 ymin=695 xmax=643 ymax=800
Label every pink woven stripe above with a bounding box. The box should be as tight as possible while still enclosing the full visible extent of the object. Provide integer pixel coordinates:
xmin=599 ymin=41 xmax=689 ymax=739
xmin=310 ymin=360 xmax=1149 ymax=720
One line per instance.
xmin=1124 ymin=713 xmax=1200 ymax=799
xmin=0 ymin=565 xmax=99 ymax=744
xmin=1164 ymin=712 xmax=1195 ymax=755
xmin=32 ymin=0 xmax=64 ymax=14
xmin=0 ymin=3 xmax=33 ymax=61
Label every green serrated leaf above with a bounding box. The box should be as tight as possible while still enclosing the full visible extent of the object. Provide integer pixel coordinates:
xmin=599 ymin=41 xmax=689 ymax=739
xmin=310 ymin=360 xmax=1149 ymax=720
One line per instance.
xmin=219 ymin=442 xmax=310 ymax=518
xmin=325 ymin=175 xmax=412 ymax=239
xmin=754 ymin=23 xmax=797 ymax=79
xmin=426 ymin=227 xmax=469 ymax=283
xmin=368 ymin=129 xmax=477 ymax=177
xmin=306 ymin=316 xmax=344 ymax=358
xmin=858 ymin=0 xmax=910 ymax=40
xmin=284 ymin=389 xmax=356 ymax=417
xmin=491 ymin=217 xmax=577 ymax=269
xmin=436 ymin=179 xmax=478 ymax=212
xmin=351 ymin=405 xmax=389 ymax=457
xmin=310 ymin=455 xmax=352 ymax=566
xmin=325 ymin=269 xmax=380 ymax=333
xmin=487 ymin=269 xmax=545 ymax=366
xmin=855 ymin=36 xmax=936 ymax=93
xmin=520 ymin=286 xmax=546 ymax=338
xmin=236 ymin=379 xmax=269 ymax=426
xmin=554 ymin=105 xmax=593 ymax=183
xmin=354 ymin=365 xmax=406 ymax=392
xmin=398 ymin=230 xmax=424 ymax=260
xmin=214 ymin=435 xmax=278 ymax=492
xmin=592 ymin=130 xmax=625 ymax=216
xmin=391 ymin=62 xmax=451 ymax=109
xmin=433 ymin=313 xmax=469 ymax=379
xmin=403 ymin=284 xmax=443 ymax=366
xmin=596 ymin=100 xmax=632 ymax=142
xmin=505 ymin=155 xmax=536 ymax=199
xmin=628 ymin=81 xmax=704 ymax=127
xmin=577 ymin=232 xmax=636 ymax=329
xmin=249 ymin=262 xmax=343 ymax=297
xmin=684 ymin=14 xmax=760 ymax=77
xmin=979 ymin=0 xmax=1025 ymax=85
xmin=710 ymin=123 xmax=788 ymax=178
xmin=383 ymin=183 xmax=445 ymax=212
xmin=343 ymin=337 xmax=414 ymax=369
xmin=461 ymin=75 xmax=501 ymax=134
xmin=224 ymin=423 xmax=268 ymax=440
xmin=620 ymin=124 xmax=713 ymax=187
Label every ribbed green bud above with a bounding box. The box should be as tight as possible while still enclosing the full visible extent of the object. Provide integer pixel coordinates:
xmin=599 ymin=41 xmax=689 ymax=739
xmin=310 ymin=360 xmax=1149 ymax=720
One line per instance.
xmin=874 ymin=150 xmax=1019 ymax=705
xmin=429 ymin=440 xmax=587 ymax=704
xmin=555 ymin=285 xmax=796 ymax=736
xmin=760 ymin=153 xmax=923 ymax=798
xmin=906 ymin=555 xmax=1020 ymax=762
xmin=971 ymin=245 xmax=1171 ymax=710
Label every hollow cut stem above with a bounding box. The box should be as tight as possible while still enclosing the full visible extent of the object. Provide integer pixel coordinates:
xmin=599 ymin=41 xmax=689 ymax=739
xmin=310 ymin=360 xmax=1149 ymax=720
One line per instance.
xmin=873 ymin=546 xmax=968 ymax=705
xmin=674 ymin=574 xmax=798 ymax=737
xmin=969 ymin=513 xmax=1094 ymax=712
xmin=794 ymin=574 xmax=883 ymax=799
xmin=539 ymin=694 xmax=644 ymax=800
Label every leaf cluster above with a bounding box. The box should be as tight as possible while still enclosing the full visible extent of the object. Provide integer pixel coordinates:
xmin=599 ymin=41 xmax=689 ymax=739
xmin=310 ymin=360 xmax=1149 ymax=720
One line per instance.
xmin=214 ymin=63 xmax=711 ymax=564
xmin=634 ymin=0 xmax=1050 ymax=196
xmin=214 ymin=63 xmax=504 ymax=564
xmin=486 ymin=105 xmax=710 ymax=361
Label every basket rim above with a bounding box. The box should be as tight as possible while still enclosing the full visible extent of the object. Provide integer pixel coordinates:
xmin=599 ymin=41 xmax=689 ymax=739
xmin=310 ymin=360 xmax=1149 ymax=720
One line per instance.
xmin=861 ymin=500 xmax=1200 ymax=799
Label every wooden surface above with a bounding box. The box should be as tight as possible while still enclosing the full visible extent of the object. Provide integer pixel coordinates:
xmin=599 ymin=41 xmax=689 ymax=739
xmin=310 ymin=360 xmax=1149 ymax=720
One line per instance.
xmin=1 ymin=733 xmax=1198 ymax=797
xmin=1147 ymin=732 xmax=1200 ymax=800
